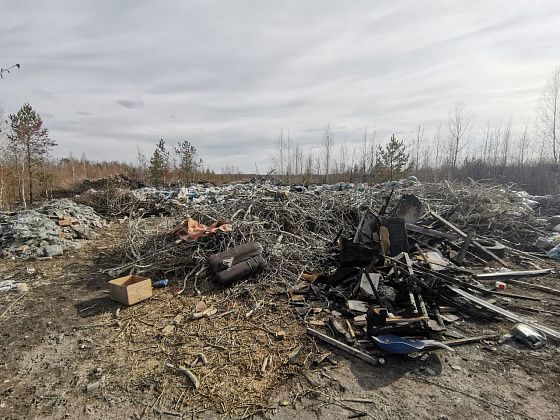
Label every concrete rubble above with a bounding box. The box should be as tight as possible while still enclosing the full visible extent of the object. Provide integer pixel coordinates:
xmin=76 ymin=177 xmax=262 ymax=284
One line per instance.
xmin=0 ymin=198 xmax=105 ymax=259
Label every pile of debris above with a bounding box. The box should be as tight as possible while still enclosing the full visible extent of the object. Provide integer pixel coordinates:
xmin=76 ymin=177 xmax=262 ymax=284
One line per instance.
xmin=110 ymin=181 xmax=554 ymax=277
xmin=0 ymin=198 xmax=105 ymax=259
xmin=51 ymin=174 xmax=144 ymax=198
xmin=98 ymin=180 xmax=560 ymax=416
xmin=74 ymin=186 xmax=188 ymax=218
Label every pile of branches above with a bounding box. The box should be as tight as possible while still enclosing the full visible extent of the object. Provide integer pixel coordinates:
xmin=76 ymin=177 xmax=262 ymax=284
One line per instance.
xmin=52 ymin=174 xmax=144 ymax=199
xmin=110 ymin=181 xmax=548 ymax=282
xmin=411 ymin=181 xmax=547 ymax=244
xmin=110 ymin=187 xmax=382 ymax=283
xmin=74 ymin=187 xmax=181 ymax=218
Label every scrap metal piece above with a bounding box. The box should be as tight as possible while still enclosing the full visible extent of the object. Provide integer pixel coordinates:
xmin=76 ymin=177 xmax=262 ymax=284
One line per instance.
xmin=511 ymin=323 xmax=547 ymax=349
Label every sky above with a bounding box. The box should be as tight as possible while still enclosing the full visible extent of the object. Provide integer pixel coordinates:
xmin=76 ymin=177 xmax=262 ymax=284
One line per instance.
xmin=1 ymin=0 xmax=559 ymax=171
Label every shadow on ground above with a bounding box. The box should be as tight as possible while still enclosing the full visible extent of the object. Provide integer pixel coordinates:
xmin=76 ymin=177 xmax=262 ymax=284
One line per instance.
xmin=348 ymin=350 xmax=443 ymax=389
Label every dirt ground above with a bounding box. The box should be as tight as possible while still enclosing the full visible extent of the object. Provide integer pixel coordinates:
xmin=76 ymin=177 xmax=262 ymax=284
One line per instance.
xmin=1 ymin=222 xmax=560 ymax=419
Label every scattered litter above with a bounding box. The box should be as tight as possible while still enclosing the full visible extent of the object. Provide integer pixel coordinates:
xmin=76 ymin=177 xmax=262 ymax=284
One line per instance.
xmin=152 ymin=278 xmax=169 ymax=288
xmin=0 ymin=280 xmax=16 ymax=292
xmin=171 ymin=217 xmax=232 ymax=241
xmin=16 ymin=283 xmax=29 ymax=293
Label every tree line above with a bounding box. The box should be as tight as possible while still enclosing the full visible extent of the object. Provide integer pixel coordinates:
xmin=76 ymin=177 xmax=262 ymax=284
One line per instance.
xmin=1 ymin=65 xmax=558 ymax=209
xmin=0 ymin=103 xmax=207 ymax=209
xmin=271 ymin=66 xmax=560 ymax=194
xmin=134 ymin=138 xmax=204 ymax=187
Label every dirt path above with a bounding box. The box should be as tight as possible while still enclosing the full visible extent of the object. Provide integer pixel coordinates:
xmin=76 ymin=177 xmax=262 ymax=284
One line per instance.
xmin=1 ymin=224 xmax=559 ymax=419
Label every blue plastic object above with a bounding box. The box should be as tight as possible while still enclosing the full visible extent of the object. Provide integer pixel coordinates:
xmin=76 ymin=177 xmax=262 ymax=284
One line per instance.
xmin=152 ymin=278 xmax=169 ymax=288
xmin=371 ymin=334 xmax=453 ymax=354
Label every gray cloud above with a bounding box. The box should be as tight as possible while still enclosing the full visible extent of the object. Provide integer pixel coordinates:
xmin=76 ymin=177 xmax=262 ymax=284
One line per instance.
xmin=116 ymin=99 xmax=145 ymax=109
xmin=1 ymin=1 xmax=559 ymax=171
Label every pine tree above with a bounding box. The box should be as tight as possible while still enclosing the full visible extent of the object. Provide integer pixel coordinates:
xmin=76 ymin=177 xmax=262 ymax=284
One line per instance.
xmin=174 ymin=140 xmax=202 ymax=184
xmin=8 ymin=103 xmax=56 ymax=204
xmin=149 ymin=139 xmax=169 ymax=187
xmin=375 ymin=134 xmax=411 ymax=181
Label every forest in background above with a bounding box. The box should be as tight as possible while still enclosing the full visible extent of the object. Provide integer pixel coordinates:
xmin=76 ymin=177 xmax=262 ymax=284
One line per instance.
xmin=0 ymin=66 xmax=559 ymax=210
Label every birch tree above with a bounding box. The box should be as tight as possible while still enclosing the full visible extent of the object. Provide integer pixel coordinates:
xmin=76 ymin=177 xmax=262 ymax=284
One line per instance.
xmin=447 ymin=101 xmax=471 ymax=169
xmin=538 ymin=66 xmax=560 ymax=164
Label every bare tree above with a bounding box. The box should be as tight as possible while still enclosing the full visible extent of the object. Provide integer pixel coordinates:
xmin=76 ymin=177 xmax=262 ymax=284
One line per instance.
xmin=304 ymin=150 xmax=313 ymax=183
xmin=175 ymin=140 xmax=202 ymax=184
xmin=359 ymin=126 xmax=368 ymax=181
xmin=414 ymin=125 xmax=424 ymax=171
xmin=447 ymin=100 xmax=471 ymax=169
xmin=516 ymin=122 xmax=530 ymax=169
xmin=481 ymin=121 xmax=492 ymax=163
xmin=292 ymin=141 xmax=303 ymax=183
xmin=273 ymin=129 xmax=286 ymax=181
xmin=500 ymin=120 xmax=512 ymax=168
xmin=433 ymin=124 xmax=443 ymax=170
xmin=321 ymin=125 xmax=334 ymax=183
xmin=538 ymin=66 xmax=560 ymax=164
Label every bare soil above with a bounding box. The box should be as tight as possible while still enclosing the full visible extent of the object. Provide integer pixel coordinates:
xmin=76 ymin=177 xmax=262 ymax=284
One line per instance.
xmin=1 ymin=223 xmax=559 ymax=419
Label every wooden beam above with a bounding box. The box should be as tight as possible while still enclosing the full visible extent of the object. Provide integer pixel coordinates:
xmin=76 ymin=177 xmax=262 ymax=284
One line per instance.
xmin=406 ymin=223 xmax=460 ymax=241
xmin=307 ymin=328 xmax=380 ymax=365
xmin=443 ymin=334 xmax=500 ymax=347
xmin=448 ymin=286 xmax=560 ymax=341
xmin=473 ymin=269 xmax=552 ymax=279
xmin=455 ymin=230 xmax=474 ymax=265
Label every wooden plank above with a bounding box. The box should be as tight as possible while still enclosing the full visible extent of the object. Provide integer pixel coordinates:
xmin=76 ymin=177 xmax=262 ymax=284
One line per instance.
xmin=307 ymin=328 xmax=380 ymax=365
xmin=403 ymin=252 xmax=414 ymax=274
xmin=448 ymin=286 xmax=560 ymax=341
xmin=479 ymin=277 xmax=560 ymax=297
xmin=455 ymin=230 xmax=474 ymax=265
xmin=429 ymin=211 xmax=508 ymax=267
xmin=408 ymin=291 xmax=419 ymax=314
xmin=443 ymin=334 xmax=500 ymax=347
xmin=487 ymin=290 xmax=542 ymax=301
xmin=406 ymin=223 xmax=460 ymax=241
xmin=473 ymin=269 xmax=552 ymax=279
xmin=385 ymin=315 xmax=429 ymax=324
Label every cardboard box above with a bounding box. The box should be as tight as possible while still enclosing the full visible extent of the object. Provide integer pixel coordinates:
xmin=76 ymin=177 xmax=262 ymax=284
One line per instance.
xmin=108 ymin=275 xmax=152 ymax=305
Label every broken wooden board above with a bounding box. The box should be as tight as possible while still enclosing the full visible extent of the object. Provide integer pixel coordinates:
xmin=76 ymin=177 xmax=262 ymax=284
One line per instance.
xmin=455 ymin=230 xmax=474 ymax=265
xmin=418 ymin=250 xmax=453 ymax=271
xmin=448 ymin=285 xmax=560 ymax=341
xmin=380 ymin=216 xmax=409 ymax=256
xmin=347 ymin=300 xmax=369 ymax=313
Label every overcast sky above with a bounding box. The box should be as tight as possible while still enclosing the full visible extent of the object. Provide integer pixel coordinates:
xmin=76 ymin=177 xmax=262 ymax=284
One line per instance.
xmin=1 ymin=1 xmax=559 ymax=171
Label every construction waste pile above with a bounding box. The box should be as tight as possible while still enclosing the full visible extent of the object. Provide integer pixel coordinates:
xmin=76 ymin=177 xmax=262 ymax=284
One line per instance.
xmin=77 ymin=179 xmax=558 ymax=416
xmin=0 ymin=198 xmax=105 ymax=259
xmin=3 ymin=178 xmax=560 ymax=416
